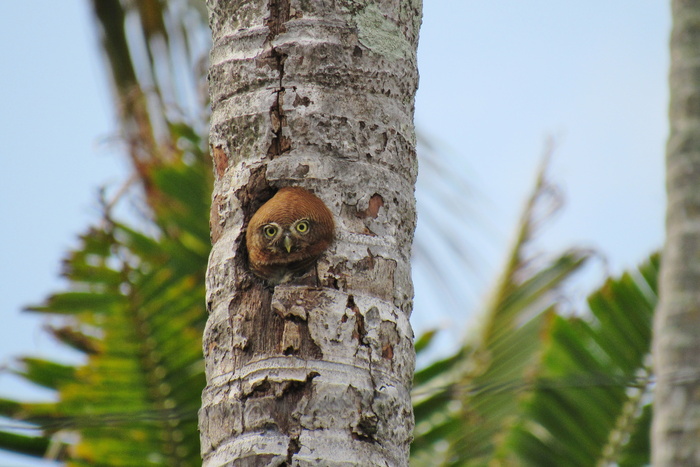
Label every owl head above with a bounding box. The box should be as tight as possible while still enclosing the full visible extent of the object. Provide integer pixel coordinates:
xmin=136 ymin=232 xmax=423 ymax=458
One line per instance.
xmin=246 ymin=187 xmax=335 ymax=284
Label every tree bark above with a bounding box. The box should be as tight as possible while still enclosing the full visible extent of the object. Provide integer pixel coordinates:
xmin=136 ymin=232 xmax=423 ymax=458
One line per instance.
xmin=653 ymin=1 xmax=700 ymax=464
xmin=200 ymin=1 xmax=421 ymax=465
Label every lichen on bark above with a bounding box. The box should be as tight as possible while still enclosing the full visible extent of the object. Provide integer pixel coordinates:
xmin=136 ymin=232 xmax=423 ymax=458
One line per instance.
xmin=201 ymin=0 xmax=421 ymax=464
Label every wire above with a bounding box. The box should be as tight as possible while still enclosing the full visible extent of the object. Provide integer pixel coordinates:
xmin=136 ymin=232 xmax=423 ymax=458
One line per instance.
xmin=0 ymin=371 xmax=663 ymax=432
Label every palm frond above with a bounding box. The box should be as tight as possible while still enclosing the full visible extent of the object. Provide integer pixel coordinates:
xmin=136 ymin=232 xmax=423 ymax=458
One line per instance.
xmin=0 ymin=155 xmax=211 ymax=465
xmin=499 ymin=254 xmax=657 ymax=466
xmin=412 ymin=151 xmax=592 ymax=465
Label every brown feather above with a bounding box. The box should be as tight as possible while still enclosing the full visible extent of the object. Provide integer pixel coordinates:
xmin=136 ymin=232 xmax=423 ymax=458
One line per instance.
xmin=246 ymin=187 xmax=335 ymax=284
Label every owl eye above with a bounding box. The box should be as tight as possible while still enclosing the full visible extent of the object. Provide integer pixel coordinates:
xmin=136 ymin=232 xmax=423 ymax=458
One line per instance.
xmin=295 ymin=220 xmax=310 ymax=234
xmin=263 ymin=225 xmax=278 ymax=238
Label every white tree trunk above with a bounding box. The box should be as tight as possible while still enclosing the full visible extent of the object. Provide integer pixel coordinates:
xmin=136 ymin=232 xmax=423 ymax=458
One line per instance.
xmin=653 ymin=0 xmax=700 ymax=464
xmin=200 ymin=1 xmax=421 ymax=465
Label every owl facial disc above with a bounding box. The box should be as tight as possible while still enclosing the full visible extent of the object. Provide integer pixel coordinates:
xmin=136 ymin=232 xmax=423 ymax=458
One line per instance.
xmin=246 ymin=186 xmax=335 ymax=284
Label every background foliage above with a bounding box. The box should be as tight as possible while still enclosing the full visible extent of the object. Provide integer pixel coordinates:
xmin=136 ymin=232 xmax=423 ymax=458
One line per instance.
xmin=1 ymin=1 xmax=657 ymax=465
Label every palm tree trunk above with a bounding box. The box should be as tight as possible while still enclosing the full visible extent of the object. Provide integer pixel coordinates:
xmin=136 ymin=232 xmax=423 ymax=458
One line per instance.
xmin=653 ymin=1 xmax=700 ymax=464
xmin=200 ymin=1 xmax=422 ymax=465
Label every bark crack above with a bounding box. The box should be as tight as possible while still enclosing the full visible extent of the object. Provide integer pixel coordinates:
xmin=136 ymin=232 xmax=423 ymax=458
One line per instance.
xmin=264 ymin=0 xmax=291 ymax=159
xmin=285 ymin=435 xmax=301 ymax=464
xmin=267 ymin=49 xmax=290 ymax=159
xmin=345 ymin=295 xmax=380 ymax=444
xmin=265 ymin=0 xmax=290 ymax=41
xmin=349 ymin=359 xmax=380 ymax=444
xmin=347 ymin=294 xmax=367 ymax=344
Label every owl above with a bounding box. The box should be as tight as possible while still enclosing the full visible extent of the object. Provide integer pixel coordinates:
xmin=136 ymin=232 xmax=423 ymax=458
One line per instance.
xmin=246 ymin=187 xmax=335 ymax=284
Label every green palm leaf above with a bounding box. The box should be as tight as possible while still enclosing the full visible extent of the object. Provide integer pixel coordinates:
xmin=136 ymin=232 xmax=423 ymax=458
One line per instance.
xmin=1 ymin=2 xmax=207 ymax=464
xmin=1 ymin=1 xmax=660 ymax=465
xmin=0 ymin=159 xmax=211 ymax=465
xmin=412 ymin=155 xmax=592 ymax=466
xmin=499 ymin=254 xmax=657 ymax=466
xmin=411 ymin=151 xmax=656 ymax=465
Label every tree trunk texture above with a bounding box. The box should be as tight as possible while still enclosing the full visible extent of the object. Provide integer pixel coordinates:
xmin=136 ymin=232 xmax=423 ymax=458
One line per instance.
xmin=653 ymin=1 xmax=700 ymax=464
xmin=200 ymin=1 xmax=421 ymax=465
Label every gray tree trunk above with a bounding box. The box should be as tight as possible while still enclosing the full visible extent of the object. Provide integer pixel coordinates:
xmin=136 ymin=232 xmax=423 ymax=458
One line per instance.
xmin=653 ymin=1 xmax=700 ymax=464
xmin=199 ymin=1 xmax=421 ymax=465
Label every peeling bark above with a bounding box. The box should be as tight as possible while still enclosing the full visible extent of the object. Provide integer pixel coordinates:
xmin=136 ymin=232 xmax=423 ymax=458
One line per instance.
xmin=201 ymin=0 xmax=421 ymax=465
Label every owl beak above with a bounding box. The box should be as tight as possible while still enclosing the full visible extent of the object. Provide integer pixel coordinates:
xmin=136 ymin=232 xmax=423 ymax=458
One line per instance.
xmin=283 ymin=235 xmax=293 ymax=253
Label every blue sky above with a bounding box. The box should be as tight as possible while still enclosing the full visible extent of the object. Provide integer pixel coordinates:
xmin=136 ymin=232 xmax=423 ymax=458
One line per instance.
xmin=0 ymin=2 xmax=669 ymax=465
xmin=413 ymin=3 xmax=668 ymax=335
